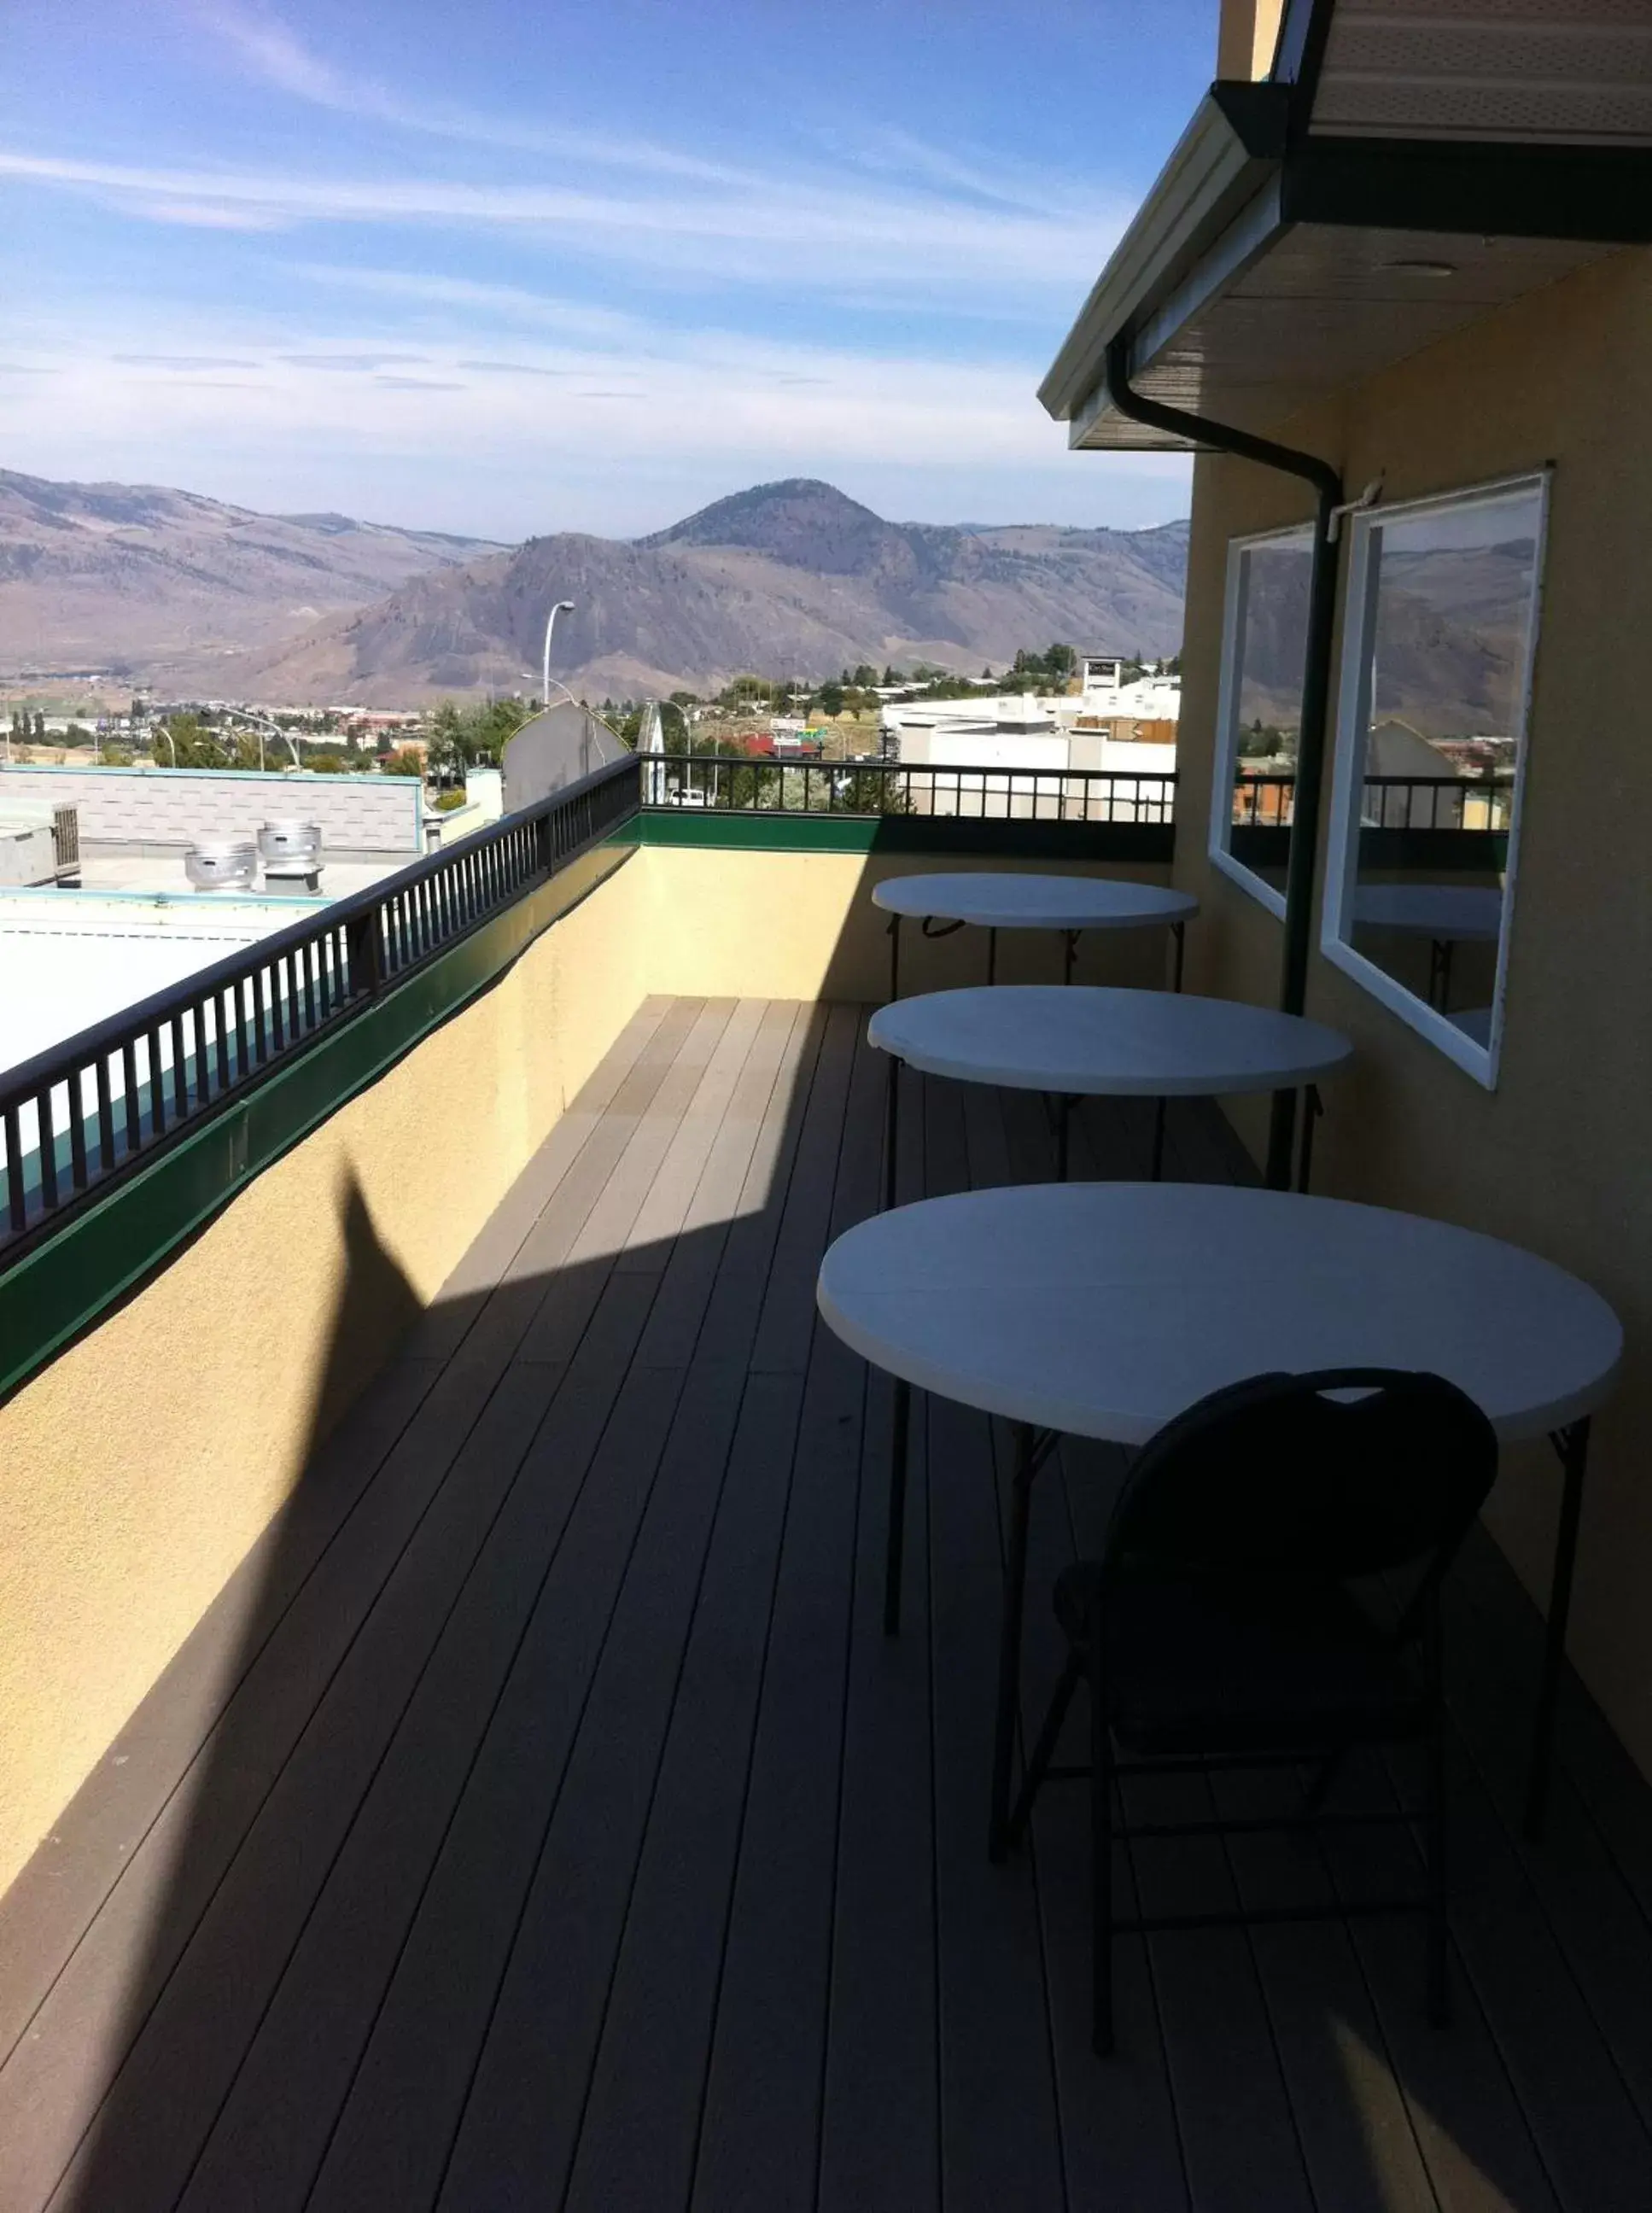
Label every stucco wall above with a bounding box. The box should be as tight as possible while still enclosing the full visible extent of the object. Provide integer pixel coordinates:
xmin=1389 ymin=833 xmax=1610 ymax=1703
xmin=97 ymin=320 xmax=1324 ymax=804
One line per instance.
xmin=1170 ymin=247 xmax=1652 ymax=1772
xmin=635 ymin=844 xmax=1180 ymax=1003
xmin=0 ymin=766 xmax=422 ymax=852
xmin=0 ymin=850 xmax=651 ymax=1890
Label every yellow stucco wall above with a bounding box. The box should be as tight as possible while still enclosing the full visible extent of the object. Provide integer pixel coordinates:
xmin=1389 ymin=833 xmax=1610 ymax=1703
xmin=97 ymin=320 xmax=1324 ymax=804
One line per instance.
xmin=1171 ymin=247 xmax=1652 ymax=1772
xmin=0 ymin=850 xmax=652 ymax=1890
xmin=633 ymin=844 xmax=1179 ymax=1002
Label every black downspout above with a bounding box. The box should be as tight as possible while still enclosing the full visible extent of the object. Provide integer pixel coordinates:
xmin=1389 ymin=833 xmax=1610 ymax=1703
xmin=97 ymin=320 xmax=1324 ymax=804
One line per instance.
xmin=1103 ymin=333 xmax=1342 ymax=1189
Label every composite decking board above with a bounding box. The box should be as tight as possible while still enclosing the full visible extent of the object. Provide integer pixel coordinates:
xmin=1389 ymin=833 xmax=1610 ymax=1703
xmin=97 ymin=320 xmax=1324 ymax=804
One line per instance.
xmin=553 ymin=1011 xmax=864 ymax=2211
xmin=406 ymin=996 xmax=674 ymax=1361
xmin=0 ymin=1344 xmax=443 ymax=2073
xmin=1314 ymin=1757 xmax=1565 ymax=2213
xmin=1451 ymin=1528 xmax=1652 ymax=1936
xmin=1400 ymin=1737 xmax=1652 ymax=2207
xmin=817 ymin=1354 xmax=942 ymax=2213
xmin=174 ymin=1332 xmax=694 ymax=2212
xmin=1204 ymin=1764 xmax=1440 ymax=2213
xmin=175 ymin=1010 xmax=762 ymax=2212
xmin=305 ymin=1014 xmax=803 ymax=2211
xmin=618 ymin=998 xmax=770 ymax=1265
xmin=746 ymin=1003 xmax=864 ymax=1379
xmin=816 ymin=1002 xmax=943 ymax=2213
xmin=690 ymin=1024 xmax=884 ymax=2211
xmin=374 ymin=1358 xmax=750 ymax=2212
xmin=1434 ymin=1559 xmax=1652 ymax=2141
xmin=633 ymin=1000 xmax=808 ymax=1369
xmin=551 ymin=1370 xmax=809 ymax=2213
xmin=689 ymin=1003 xmax=833 ymax=1369
xmin=919 ymin=1066 xmax=1068 ymax=2213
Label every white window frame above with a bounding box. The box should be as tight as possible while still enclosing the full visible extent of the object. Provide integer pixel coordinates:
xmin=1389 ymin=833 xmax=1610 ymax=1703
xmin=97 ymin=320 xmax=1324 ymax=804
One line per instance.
xmin=1319 ymin=470 xmax=1550 ymax=1091
xmin=1207 ymin=519 xmax=1318 ymax=920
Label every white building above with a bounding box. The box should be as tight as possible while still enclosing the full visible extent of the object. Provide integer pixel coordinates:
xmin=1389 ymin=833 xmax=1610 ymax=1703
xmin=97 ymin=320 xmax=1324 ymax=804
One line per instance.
xmin=880 ymin=680 xmax=1178 ymax=820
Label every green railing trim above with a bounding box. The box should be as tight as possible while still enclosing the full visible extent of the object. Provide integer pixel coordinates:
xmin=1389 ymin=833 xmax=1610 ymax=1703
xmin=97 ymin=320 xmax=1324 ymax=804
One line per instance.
xmin=633 ymin=809 xmax=1176 ymax=862
xmin=0 ymin=839 xmax=633 ymax=1404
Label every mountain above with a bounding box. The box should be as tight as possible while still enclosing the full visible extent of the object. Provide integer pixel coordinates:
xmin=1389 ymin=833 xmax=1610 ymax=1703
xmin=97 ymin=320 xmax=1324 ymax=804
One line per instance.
xmin=240 ymin=480 xmax=1190 ymax=704
xmin=0 ymin=469 xmax=504 ymax=682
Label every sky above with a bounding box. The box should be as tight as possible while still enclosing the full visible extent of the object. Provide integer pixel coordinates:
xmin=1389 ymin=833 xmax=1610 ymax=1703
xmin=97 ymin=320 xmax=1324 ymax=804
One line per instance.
xmin=0 ymin=1 xmax=1214 ymax=541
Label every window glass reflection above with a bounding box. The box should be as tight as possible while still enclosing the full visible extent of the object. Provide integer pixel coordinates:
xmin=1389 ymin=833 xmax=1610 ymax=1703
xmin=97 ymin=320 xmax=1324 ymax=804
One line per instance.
xmin=1330 ymin=482 xmax=1543 ymax=1062
xmin=1216 ymin=528 xmax=1313 ymax=908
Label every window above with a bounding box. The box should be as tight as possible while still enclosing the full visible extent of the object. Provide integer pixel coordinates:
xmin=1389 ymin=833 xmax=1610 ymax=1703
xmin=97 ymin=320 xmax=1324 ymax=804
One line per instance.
xmin=1209 ymin=523 xmax=1316 ymax=917
xmin=1321 ymin=475 xmax=1548 ymax=1087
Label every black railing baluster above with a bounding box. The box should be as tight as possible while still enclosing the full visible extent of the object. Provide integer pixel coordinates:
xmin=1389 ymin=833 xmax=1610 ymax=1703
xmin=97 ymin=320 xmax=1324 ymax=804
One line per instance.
xmin=96 ymin=1054 xmax=114 ymax=1173
xmin=124 ymin=1037 xmax=141 ymax=1151
xmin=69 ymin=1070 xmax=89 ymax=1191
xmin=5 ymin=1106 xmax=25 ymax=1231
xmin=38 ymin=1088 xmax=59 ymax=1208
xmin=172 ymin=1011 xmax=189 ymax=1118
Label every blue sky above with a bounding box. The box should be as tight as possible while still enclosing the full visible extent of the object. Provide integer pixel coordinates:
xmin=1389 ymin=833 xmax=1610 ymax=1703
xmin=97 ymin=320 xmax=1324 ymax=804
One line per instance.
xmin=1 ymin=1 xmax=1213 ymax=539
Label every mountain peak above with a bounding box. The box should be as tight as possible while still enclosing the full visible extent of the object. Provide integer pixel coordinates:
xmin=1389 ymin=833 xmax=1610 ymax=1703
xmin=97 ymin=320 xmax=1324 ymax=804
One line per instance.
xmin=639 ymin=478 xmax=893 ymax=573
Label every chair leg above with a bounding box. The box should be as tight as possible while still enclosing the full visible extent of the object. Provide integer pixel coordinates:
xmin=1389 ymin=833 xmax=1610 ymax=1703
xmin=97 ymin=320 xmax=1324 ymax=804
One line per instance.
xmin=1089 ymin=1612 xmax=1115 ymax=2056
xmin=1008 ymin=1651 xmax=1081 ymax=1848
xmin=1425 ymin=1607 xmax=1451 ymax=2026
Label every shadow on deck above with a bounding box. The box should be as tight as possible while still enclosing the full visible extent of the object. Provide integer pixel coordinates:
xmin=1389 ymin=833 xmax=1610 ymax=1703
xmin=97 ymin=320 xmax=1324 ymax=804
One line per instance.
xmin=3 ymin=996 xmax=1652 ymax=2211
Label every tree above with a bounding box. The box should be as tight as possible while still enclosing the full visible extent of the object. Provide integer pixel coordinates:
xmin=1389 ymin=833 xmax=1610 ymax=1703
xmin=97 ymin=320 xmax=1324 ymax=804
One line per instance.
xmin=379 ymin=747 xmax=425 ymax=778
xmin=851 ymin=663 xmax=878 ymax=687
xmin=814 ymin=681 xmax=845 ymax=719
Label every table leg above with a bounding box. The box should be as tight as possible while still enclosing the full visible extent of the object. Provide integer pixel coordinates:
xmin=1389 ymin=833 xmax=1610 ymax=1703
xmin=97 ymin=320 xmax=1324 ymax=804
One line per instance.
xmin=1526 ymin=1417 xmax=1591 ymax=1838
xmin=991 ymin=1422 xmax=1052 ymax=1860
xmin=987 ymin=927 xmax=998 ymax=987
xmin=1296 ymin=1083 xmax=1322 ymax=1194
xmin=884 ymin=1050 xmax=900 ymax=1215
xmin=1063 ymin=929 xmax=1077 ymax=987
xmin=1171 ymin=919 xmax=1186 ymax=994
xmin=887 ymin=911 xmax=902 ymax=1004
xmin=884 ymin=1377 xmax=913 ymax=1636
xmin=1057 ymin=1095 xmax=1071 ymax=1182
xmin=1150 ymin=1097 xmax=1167 ymax=1181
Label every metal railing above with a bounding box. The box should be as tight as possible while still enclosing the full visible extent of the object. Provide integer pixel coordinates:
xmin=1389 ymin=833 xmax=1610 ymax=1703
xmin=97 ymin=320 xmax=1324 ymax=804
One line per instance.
xmin=646 ymin=754 xmax=1177 ymax=825
xmin=1233 ymin=772 xmax=1515 ymax=832
xmin=0 ymin=754 xmax=641 ymax=1266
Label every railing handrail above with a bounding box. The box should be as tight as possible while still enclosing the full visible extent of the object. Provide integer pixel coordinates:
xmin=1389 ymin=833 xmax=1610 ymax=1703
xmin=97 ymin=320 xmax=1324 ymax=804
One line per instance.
xmin=0 ymin=754 xmax=639 ymax=1118
xmin=651 ymin=754 xmax=1177 ymax=778
xmin=1235 ymin=768 xmax=1514 ymax=785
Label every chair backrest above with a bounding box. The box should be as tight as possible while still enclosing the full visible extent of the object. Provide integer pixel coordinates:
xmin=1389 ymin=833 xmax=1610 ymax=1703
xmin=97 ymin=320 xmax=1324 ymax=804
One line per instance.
xmin=1103 ymin=1369 xmax=1497 ymax=1597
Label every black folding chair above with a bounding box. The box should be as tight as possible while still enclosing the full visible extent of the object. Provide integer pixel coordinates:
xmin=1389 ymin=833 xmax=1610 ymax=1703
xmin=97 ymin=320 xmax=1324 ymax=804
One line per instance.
xmin=1008 ymin=1368 xmax=1497 ymax=2054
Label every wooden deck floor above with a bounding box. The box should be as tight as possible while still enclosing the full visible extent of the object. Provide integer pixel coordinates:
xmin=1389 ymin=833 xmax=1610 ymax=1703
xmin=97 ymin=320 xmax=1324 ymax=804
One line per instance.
xmin=4 ymin=996 xmax=1652 ymax=2212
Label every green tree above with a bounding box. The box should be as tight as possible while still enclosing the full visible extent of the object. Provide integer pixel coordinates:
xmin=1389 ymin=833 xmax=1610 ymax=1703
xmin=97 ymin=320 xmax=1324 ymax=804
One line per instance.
xmin=814 ymin=681 xmax=845 ymax=718
xmin=379 ymin=746 xmax=425 ymax=778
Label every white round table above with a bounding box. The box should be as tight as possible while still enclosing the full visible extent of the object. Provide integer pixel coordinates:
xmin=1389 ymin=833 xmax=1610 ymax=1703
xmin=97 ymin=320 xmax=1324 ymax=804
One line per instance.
xmin=817 ymin=1182 xmax=1621 ymax=1851
xmin=1351 ymin=884 xmax=1503 ymax=1011
xmin=872 ymin=872 xmax=1199 ymax=992
xmin=867 ymin=985 xmax=1352 ymax=1186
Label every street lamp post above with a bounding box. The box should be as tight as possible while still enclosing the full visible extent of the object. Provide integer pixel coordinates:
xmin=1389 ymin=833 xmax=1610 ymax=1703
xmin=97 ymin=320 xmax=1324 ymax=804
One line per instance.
xmin=542 ymin=599 xmax=575 ymax=710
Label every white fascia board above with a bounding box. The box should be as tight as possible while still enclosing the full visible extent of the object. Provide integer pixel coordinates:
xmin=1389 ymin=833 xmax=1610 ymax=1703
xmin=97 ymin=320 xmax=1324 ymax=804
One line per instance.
xmin=1037 ymin=92 xmax=1279 ymax=427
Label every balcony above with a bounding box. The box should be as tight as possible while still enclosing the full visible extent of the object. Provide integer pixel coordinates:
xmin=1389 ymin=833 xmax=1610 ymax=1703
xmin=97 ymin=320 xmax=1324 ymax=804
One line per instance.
xmin=2 ymin=760 xmax=1650 ymax=2210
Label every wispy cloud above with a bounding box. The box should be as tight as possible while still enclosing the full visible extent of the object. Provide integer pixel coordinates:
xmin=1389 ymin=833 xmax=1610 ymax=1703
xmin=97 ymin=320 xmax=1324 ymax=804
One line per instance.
xmin=0 ymin=140 xmax=1118 ymax=294
xmin=114 ymin=353 xmax=262 ymax=368
xmin=194 ymin=3 xmax=750 ymax=185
